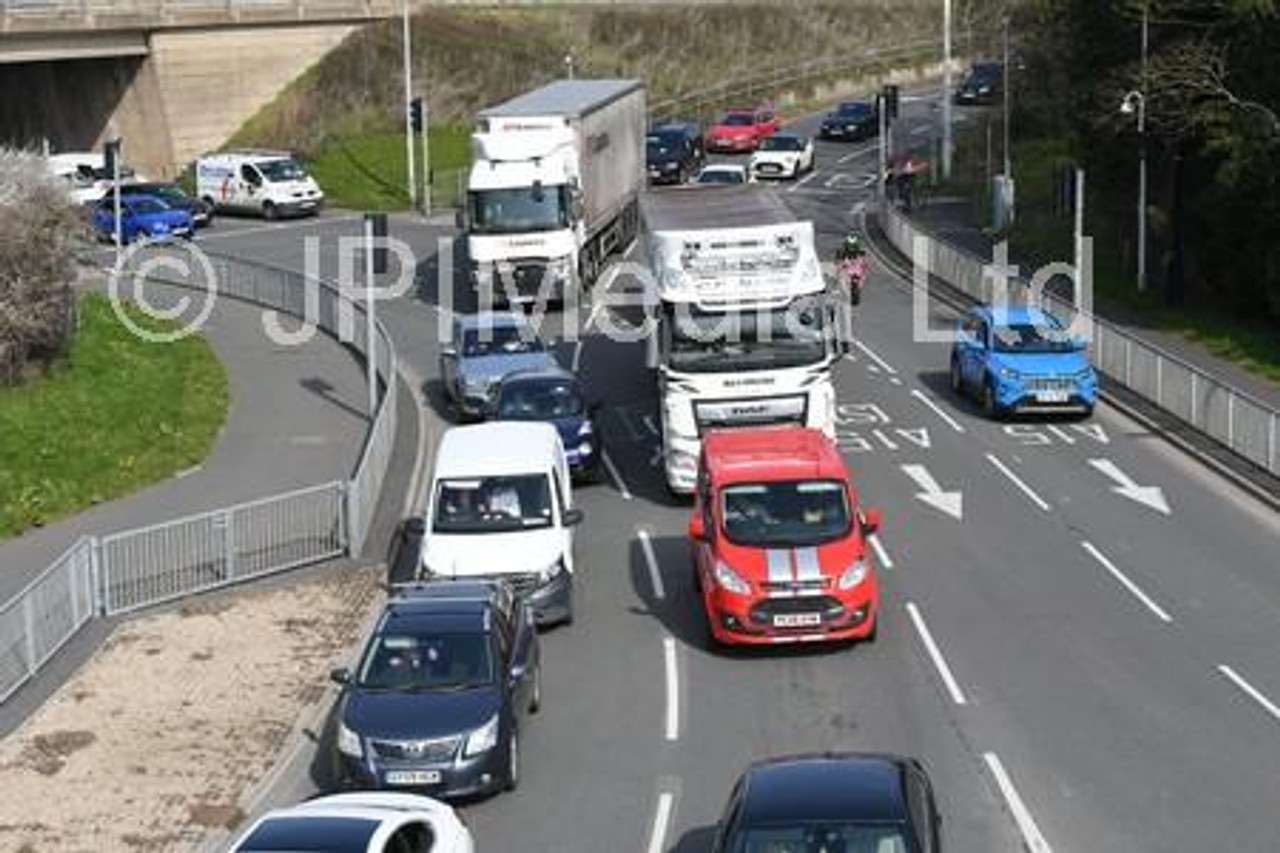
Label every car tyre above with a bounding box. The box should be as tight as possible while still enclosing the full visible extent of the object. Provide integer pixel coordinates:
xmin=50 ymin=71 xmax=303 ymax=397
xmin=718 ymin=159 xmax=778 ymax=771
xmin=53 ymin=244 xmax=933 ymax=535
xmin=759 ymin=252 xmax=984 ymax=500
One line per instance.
xmin=263 ymin=201 xmax=278 ymax=221
xmin=981 ymin=380 xmax=1002 ymax=420
xmin=529 ymin=665 xmax=542 ymax=714
xmin=505 ymin=729 xmax=520 ymax=791
xmin=949 ymin=357 xmax=965 ymax=397
xmin=865 ymin=614 xmax=879 ymax=644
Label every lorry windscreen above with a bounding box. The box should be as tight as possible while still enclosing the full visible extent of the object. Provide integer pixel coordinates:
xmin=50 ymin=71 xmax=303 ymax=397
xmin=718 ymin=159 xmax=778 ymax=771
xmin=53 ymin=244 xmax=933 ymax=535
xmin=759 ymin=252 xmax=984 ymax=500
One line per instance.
xmin=663 ymin=299 xmax=827 ymax=373
xmin=469 ymin=187 xmax=570 ymax=235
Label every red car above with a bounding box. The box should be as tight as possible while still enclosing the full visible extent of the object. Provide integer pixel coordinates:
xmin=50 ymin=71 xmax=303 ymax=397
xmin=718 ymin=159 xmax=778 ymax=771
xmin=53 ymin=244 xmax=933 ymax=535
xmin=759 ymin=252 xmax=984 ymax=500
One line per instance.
xmin=688 ymin=427 xmax=883 ymax=647
xmin=704 ymin=107 xmax=781 ymax=153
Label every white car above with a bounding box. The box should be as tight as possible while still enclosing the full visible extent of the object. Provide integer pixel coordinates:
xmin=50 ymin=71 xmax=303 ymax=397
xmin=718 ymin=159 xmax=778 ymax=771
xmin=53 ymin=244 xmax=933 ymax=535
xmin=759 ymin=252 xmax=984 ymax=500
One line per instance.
xmin=749 ymin=134 xmax=815 ymax=180
xmin=693 ymin=164 xmax=751 ymax=185
xmin=227 ymin=792 xmax=474 ymax=852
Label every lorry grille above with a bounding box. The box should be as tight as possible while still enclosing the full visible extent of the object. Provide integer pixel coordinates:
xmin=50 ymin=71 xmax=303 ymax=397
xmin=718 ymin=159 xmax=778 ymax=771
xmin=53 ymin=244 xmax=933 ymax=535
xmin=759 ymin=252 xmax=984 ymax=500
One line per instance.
xmin=693 ymin=394 xmax=807 ymax=435
xmin=496 ymin=261 xmax=553 ymax=298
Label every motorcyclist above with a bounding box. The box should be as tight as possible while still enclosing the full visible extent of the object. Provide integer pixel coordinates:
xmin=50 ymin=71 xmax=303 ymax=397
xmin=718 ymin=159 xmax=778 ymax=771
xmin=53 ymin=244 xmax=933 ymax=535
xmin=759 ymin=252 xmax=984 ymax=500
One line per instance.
xmin=835 ymin=234 xmax=868 ymax=304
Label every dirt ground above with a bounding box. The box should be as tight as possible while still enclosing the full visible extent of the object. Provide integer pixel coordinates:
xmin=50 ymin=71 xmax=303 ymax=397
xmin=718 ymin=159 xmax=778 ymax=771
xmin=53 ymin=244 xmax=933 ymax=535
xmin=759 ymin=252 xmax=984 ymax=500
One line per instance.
xmin=0 ymin=564 xmax=382 ymax=852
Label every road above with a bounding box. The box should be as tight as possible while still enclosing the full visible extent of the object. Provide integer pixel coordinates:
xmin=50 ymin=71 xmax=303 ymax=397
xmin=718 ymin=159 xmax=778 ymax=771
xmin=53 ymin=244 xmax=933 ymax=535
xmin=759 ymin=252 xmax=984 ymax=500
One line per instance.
xmin=204 ymin=90 xmax=1280 ymax=852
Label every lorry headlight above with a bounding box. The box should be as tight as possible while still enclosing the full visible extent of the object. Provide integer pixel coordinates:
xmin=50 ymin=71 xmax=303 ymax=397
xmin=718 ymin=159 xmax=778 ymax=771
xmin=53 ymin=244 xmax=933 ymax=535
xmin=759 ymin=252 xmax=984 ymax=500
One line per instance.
xmin=464 ymin=714 xmax=500 ymax=757
xmin=714 ymin=561 xmax=751 ymax=595
xmin=337 ymin=722 xmax=363 ymax=758
xmin=838 ymin=559 xmax=869 ymax=591
xmin=577 ymin=441 xmax=594 ymax=457
xmin=669 ymin=449 xmax=697 ymax=473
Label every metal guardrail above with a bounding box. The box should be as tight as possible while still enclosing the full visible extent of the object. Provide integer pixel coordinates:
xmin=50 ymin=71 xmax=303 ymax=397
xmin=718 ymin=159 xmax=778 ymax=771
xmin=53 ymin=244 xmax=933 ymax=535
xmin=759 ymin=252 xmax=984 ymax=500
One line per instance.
xmin=0 ymin=249 xmax=399 ymax=702
xmin=1 ymin=0 xmax=397 ymax=28
xmin=878 ymin=203 xmax=1280 ymax=478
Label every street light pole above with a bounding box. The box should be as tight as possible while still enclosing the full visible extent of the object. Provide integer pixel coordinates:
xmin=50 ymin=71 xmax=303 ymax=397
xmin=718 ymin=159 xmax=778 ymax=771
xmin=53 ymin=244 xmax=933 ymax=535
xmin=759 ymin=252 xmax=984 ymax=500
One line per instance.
xmin=942 ymin=0 xmax=953 ymax=180
xmin=1138 ymin=5 xmax=1149 ymax=292
xmin=1002 ymin=14 xmax=1011 ymax=179
xmin=402 ymin=0 xmax=417 ymax=212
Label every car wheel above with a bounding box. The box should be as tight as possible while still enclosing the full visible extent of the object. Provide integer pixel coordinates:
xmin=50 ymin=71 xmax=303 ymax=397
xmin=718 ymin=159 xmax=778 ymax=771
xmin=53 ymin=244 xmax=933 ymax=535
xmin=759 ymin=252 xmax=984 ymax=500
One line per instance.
xmin=865 ymin=613 xmax=879 ymax=644
xmin=505 ymin=729 xmax=520 ymax=791
xmin=529 ymin=665 xmax=542 ymax=713
xmin=949 ymin=357 xmax=965 ymax=397
xmin=981 ymin=380 xmax=1001 ymax=419
xmin=263 ymin=201 xmax=278 ymax=221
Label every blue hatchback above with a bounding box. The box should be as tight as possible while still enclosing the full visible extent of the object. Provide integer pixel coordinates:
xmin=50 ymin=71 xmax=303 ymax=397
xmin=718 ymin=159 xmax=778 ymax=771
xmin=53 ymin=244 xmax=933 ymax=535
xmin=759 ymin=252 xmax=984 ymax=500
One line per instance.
xmin=950 ymin=305 xmax=1096 ymax=418
xmin=92 ymin=194 xmax=194 ymax=243
xmin=491 ymin=368 xmax=602 ymax=481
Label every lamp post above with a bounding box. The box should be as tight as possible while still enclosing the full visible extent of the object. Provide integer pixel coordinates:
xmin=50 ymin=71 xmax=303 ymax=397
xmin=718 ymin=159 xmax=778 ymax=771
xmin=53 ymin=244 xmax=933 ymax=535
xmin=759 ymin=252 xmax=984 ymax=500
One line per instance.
xmin=1121 ymin=90 xmax=1146 ymax=292
xmin=402 ymin=0 xmax=417 ymax=212
xmin=1002 ymin=14 xmax=1011 ymax=179
xmin=941 ymin=0 xmax=953 ymax=180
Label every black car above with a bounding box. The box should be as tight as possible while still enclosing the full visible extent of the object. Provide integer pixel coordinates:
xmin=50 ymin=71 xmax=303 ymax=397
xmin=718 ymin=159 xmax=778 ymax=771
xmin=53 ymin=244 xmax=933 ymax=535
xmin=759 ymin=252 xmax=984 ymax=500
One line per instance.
xmin=954 ymin=61 xmax=1004 ymax=106
xmin=819 ymin=100 xmax=879 ymax=142
xmin=119 ymin=181 xmax=214 ymax=227
xmin=331 ymin=579 xmax=541 ymax=800
xmin=647 ymin=122 xmax=705 ymax=185
xmin=491 ymin=368 xmax=602 ymax=481
xmin=711 ymin=753 xmax=942 ymax=853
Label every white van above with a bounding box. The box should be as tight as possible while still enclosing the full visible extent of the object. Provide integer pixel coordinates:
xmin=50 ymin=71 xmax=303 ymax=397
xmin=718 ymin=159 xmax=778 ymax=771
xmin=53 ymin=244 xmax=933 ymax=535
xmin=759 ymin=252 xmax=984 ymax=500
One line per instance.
xmin=46 ymin=152 xmax=144 ymax=206
xmin=418 ymin=422 xmax=581 ymax=626
xmin=195 ymin=150 xmax=323 ymax=219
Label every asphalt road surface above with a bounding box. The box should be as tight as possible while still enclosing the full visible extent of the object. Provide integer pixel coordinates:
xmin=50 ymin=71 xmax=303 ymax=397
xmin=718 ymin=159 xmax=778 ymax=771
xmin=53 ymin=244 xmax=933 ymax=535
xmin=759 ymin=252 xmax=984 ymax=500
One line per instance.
xmin=204 ymin=91 xmax=1280 ymax=852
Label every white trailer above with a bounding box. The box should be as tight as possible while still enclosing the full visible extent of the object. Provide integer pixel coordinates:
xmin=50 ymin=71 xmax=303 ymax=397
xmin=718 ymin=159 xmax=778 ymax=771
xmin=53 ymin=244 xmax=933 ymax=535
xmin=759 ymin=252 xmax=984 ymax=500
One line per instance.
xmin=642 ymin=185 xmax=843 ymax=493
xmin=464 ymin=79 xmax=645 ymax=304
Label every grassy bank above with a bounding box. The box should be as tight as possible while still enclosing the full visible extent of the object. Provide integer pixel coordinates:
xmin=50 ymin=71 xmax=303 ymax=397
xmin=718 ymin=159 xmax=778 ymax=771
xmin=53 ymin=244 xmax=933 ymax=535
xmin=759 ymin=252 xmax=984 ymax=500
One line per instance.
xmin=306 ymin=127 xmax=471 ymax=211
xmin=0 ymin=294 xmax=229 ymax=538
xmin=947 ymin=123 xmax=1280 ymax=385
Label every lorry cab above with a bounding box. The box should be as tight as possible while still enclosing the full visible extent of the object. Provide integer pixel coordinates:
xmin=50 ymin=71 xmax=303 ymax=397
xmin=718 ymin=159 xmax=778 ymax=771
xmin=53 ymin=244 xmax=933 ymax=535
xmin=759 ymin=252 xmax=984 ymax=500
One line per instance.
xmin=419 ymin=422 xmax=583 ymax=626
xmin=196 ymin=150 xmax=323 ymax=219
xmin=688 ymin=427 xmax=882 ymax=646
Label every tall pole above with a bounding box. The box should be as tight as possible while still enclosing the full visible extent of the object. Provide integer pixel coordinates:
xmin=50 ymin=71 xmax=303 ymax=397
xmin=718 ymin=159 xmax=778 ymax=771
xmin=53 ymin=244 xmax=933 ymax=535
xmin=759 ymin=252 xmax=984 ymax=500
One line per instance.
xmin=402 ymin=0 xmax=417 ymax=212
xmin=365 ymin=216 xmax=378 ymax=418
xmin=1074 ymin=168 xmax=1085 ymax=302
xmin=112 ymin=142 xmax=122 ymax=261
xmin=878 ymin=95 xmax=888 ymax=203
xmin=1002 ymin=15 xmax=1011 ymax=178
xmin=421 ymin=100 xmax=431 ymax=217
xmin=942 ymin=0 xmax=953 ymax=180
xmin=1137 ymin=6 xmax=1148 ymax=292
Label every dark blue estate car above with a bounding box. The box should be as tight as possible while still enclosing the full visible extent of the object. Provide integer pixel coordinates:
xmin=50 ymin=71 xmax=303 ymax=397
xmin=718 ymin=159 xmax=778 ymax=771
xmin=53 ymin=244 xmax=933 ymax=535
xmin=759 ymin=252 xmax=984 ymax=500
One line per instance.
xmin=331 ymin=579 xmax=541 ymax=800
xmin=819 ymin=100 xmax=879 ymax=141
xmin=711 ymin=754 xmax=943 ymax=853
xmin=491 ymin=368 xmax=602 ymax=481
xmin=91 ymin=194 xmax=194 ymax=243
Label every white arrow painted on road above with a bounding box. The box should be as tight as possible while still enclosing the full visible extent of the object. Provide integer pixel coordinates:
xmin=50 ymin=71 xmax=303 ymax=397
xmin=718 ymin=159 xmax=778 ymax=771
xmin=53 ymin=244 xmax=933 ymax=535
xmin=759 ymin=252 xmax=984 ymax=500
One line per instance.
xmin=901 ymin=464 xmax=963 ymax=520
xmin=1088 ymin=458 xmax=1171 ymax=516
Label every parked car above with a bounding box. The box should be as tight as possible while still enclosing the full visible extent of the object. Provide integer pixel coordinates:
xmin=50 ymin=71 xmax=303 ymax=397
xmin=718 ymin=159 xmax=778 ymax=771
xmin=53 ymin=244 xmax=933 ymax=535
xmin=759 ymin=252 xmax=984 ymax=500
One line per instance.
xmin=647 ymin=122 xmax=705 ymax=185
xmin=950 ymin=305 xmax=1097 ymax=418
xmin=418 ymin=422 xmax=583 ymax=625
xmin=749 ymin=134 xmax=815 ymax=181
xmin=331 ymin=579 xmax=541 ymax=800
xmin=694 ymin=164 xmax=750 ymax=185
xmin=228 ymin=792 xmax=474 ymax=852
xmin=705 ymin=107 xmax=781 ymax=153
xmin=954 ymin=61 xmax=1004 ymax=105
xmin=819 ymin=100 xmax=880 ymax=141
xmin=440 ymin=312 xmax=560 ymax=420
xmin=491 ymin=368 xmax=602 ymax=482
xmin=710 ymin=754 xmax=943 ymax=853
xmin=688 ymin=427 xmax=882 ymax=647
xmin=120 ymin=181 xmax=213 ymax=228
xmin=91 ymin=194 xmax=194 ymax=243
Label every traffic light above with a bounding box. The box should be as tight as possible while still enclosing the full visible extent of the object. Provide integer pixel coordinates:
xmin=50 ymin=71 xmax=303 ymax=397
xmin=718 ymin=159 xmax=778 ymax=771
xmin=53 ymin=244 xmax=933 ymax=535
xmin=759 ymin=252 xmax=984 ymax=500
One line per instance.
xmin=409 ymin=98 xmax=423 ymax=133
xmin=103 ymin=137 xmax=123 ymax=179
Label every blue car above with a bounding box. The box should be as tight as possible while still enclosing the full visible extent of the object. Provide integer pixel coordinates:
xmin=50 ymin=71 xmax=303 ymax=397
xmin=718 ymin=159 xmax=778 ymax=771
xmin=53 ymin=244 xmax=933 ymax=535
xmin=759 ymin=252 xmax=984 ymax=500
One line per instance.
xmin=92 ymin=194 xmax=194 ymax=243
xmin=950 ymin=305 xmax=1096 ymax=418
xmin=492 ymin=368 xmax=602 ymax=481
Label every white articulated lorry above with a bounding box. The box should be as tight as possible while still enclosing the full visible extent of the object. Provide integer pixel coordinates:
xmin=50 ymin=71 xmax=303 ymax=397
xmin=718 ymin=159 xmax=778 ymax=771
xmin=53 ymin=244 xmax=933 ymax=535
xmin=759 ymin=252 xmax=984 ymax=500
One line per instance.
xmin=643 ymin=185 xmax=844 ymax=493
xmin=463 ymin=79 xmax=646 ymax=305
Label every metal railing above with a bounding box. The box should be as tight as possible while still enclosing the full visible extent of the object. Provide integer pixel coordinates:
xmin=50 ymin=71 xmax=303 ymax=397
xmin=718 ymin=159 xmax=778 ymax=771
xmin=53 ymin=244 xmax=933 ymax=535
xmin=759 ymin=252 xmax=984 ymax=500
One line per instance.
xmin=0 ymin=249 xmax=399 ymax=701
xmin=878 ymin=203 xmax=1280 ymax=479
xmin=1 ymin=0 xmax=398 ymax=30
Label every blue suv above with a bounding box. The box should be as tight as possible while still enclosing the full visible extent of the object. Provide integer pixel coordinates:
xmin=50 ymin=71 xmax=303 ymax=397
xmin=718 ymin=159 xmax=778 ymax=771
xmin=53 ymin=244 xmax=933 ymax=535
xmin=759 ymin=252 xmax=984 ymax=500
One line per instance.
xmin=950 ymin=305 xmax=1096 ymax=418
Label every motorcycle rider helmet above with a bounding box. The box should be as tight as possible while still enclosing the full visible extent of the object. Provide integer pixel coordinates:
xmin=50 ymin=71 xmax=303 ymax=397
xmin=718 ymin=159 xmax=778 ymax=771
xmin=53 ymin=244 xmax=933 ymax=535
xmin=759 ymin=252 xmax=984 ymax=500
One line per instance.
xmin=840 ymin=234 xmax=865 ymax=259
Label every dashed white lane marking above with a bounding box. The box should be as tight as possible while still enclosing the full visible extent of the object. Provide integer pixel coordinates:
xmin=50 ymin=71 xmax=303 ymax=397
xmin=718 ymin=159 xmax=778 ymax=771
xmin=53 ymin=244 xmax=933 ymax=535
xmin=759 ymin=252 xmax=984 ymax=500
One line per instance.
xmin=850 ymin=338 xmax=897 ymax=374
xmin=905 ymin=601 xmax=968 ymax=705
xmin=985 ymin=453 xmax=1052 ymax=512
xmin=983 ymin=753 xmax=1054 ymax=853
xmin=890 ymin=376 xmax=904 ymax=386
xmin=602 ymin=450 xmax=633 ymax=501
xmin=868 ymin=534 xmax=895 ymax=570
xmin=787 ymin=170 xmax=821 ymax=192
xmin=663 ymin=636 xmax=680 ymax=741
xmin=638 ymin=528 xmax=665 ymax=600
xmin=1217 ymin=665 xmax=1280 ymax=724
xmin=1081 ymin=541 xmax=1173 ymax=623
xmin=644 ymin=789 xmax=677 ymax=853
xmin=910 ymin=388 xmax=965 ymax=434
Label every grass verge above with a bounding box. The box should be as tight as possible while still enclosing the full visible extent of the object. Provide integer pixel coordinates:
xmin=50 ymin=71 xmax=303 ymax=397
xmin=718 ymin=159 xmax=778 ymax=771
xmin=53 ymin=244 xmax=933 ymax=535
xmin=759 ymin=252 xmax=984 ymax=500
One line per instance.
xmin=0 ymin=293 xmax=229 ymax=539
xmin=306 ymin=126 xmax=471 ymax=211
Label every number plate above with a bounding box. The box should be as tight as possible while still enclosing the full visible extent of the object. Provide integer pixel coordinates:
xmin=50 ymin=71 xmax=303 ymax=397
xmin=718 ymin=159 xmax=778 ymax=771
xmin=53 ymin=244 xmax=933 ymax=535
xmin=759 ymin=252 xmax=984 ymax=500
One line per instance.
xmin=384 ymin=770 xmax=442 ymax=786
xmin=1035 ymin=389 xmax=1070 ymax=403
xmin=774 ymin=612 xmax=822 ymax=628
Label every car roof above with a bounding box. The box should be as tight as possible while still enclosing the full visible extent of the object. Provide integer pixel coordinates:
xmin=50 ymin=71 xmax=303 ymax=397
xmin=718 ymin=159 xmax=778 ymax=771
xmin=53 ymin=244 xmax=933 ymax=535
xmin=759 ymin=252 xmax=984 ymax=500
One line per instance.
xmin=456 ymin=311 xmax=530 ymax=332
xmin=971 ymin=304 xmax=1058 ymax=327
xmin=238 ymin=792 xmax=456 ymax=850
xmin=434 ymin=422 xmax=561 ymax=478
xmin=762 ymin=133 xmax=804 ymax=142
xmin=651 ymin=122 xmax=699 ymax=135
xmin=704 ymin=428 xmax=847 ymax=485
xmin=740 ymin=754 xmax=911 ymax=826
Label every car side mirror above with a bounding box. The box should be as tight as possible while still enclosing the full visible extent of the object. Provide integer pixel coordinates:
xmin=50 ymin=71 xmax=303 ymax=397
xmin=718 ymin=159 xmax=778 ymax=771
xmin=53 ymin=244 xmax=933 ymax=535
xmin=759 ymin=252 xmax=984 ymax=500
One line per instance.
xmin=563 ymin=507 xmax=585 ymax=527
xmin=688 ymin=513 xmax=707 ymax=542
xmin=862 ymin=508 xmax=883 ymax=535
xmin=329 ymin=667 xmax=352 ymax=685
